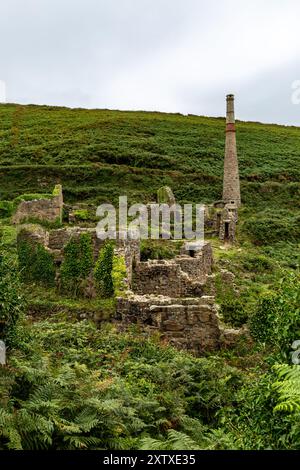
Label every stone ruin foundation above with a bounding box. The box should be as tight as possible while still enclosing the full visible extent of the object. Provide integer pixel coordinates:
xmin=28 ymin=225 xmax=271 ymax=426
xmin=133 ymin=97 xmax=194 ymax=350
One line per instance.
xmin=117 ymin=294 xmax=220 ymax=354
xmin=116 ymin=241 xmax=225 ymax=355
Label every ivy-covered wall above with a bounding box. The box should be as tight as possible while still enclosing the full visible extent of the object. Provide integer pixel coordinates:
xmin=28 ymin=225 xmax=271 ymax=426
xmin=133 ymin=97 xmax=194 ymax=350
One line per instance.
xmin=17 ymin=235 xmax=56 ymax=287
xmin=17 ymin=227 xmax=127 ymax=300
xmin=60 ymin=233 xmax=94 ymax=297
xmin=94 ymin=242 xmax=115 ymax=298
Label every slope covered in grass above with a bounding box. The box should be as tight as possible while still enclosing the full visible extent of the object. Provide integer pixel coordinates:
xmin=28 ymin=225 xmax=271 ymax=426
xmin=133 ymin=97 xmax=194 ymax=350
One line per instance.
xmin=0 ymin=103 xmax=299 ymax=211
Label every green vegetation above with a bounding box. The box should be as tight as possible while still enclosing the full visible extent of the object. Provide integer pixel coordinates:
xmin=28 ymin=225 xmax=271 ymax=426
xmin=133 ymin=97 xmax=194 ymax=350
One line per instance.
xmin=73 ymin=209 xmax=89 ymax=221
xmin=140 ymin=240 xmax=182 ymax=261
xmin=0 ymin=193 xmax=53 ymax=220
xmin=112 ymin=254 xmax=127 ymax=296
xmin=0 ymin=320 xmax=241 ymax=450
xmin=249 ymin=272 xmax=300 ymax=354
xmin=0 ymin=103 xmax=300 ymax=450
xmin=0 ymin=250 xmax=25 ymax=347
xmin=0 ymin=104 xmax=299 ymax=210
xmin=60 ymin=233 xmax=93 ymax=296
xmin=17 ymin=235 xmax=56 ymax=287
xmin=94 ymin=243 xmax=114 ymax=298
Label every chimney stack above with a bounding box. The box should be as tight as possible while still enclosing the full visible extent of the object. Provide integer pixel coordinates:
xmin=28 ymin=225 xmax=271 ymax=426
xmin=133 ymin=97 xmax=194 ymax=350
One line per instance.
xmin=222 ymin=94 xmax=241 ymax=206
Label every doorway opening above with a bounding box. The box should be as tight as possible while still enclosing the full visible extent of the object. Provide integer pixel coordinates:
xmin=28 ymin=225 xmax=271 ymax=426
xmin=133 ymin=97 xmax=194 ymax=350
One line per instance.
xmin=224 ymin=222 xmax=230 ymax=241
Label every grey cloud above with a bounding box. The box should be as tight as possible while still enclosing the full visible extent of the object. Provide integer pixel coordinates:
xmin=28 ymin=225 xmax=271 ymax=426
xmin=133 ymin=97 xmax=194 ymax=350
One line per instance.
xmin=0 ymin=0 xmax=299 ymax=125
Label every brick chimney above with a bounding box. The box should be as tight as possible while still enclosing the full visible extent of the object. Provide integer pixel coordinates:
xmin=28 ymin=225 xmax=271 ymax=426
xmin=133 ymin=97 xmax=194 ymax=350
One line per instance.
xmin=222 ymin=94 xmax=241 ymax=206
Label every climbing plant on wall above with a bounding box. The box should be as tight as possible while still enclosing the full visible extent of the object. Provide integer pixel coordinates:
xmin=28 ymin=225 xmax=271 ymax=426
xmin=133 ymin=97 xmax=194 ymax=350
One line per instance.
xmin=60 ymin=233 xmax=93 ymax=297
xmin=112 ymin=254 xmax=127 ymax=296
xmin=17 ymin=236 xmax=56 ymax=287
xmin=94 ymin=242 xmax=114 ymax=298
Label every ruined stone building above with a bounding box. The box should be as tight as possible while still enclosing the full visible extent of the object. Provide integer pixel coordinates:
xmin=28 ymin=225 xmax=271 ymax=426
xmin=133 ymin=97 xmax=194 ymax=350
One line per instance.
xmin=116 ymin=95 xmax=243 ymax=352
xmin=12 ymin=185 xmax=63 ymax=225
xmin=14 ymin=94 xmax=244 ymax=355
xmin=117 ymin=241 xmax=221 ymax=355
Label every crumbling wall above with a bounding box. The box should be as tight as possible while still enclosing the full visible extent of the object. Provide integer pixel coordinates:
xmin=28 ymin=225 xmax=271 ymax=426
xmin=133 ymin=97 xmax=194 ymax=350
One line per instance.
xmin=48 ymin=227 xmax=104 ymax=260
xmin=118 ymin=240 xmax=220 ymax=355
xmin=12 ymin=185 xmax=63 ymax=225
xmin=132 ymin=242 xmax=213 ymax=297
xmin=219 ymin=203 xmax=238 ymax=243
xmin=117 ymin=294 xmax=220 ymax=354
xmin=132 ymin=258 xmax=207 ymax=297
xmin=18 ymin=225 xmax=140 ymax=288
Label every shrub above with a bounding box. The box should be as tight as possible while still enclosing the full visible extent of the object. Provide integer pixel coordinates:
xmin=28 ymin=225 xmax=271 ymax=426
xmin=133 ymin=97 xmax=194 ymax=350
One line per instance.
xmin=215 ymin=274 xmax=249 ymax=327
xmin=242 ymin=214 xmax=300 ymax=245
xmin=17 ymin=237 xmax=56 ymax=287
xmin=220 ymin=372 xmax=292 ymax=450
xmin=0 ymin=247 xmax=25 ymax=347
xmin=0 ymin=200 xmax=15 ymax=218
xmin=74 ymin=209 xmax=89 ymax=221
xmin=112 ymin=254 xmax=127 ymax=296
xmin=14 ymin=193 xmax=53 ymax=203
xmin=249 ymin=271 xmax=300 ymax=354
xmin=219 ymin=296 xmax=248 ymax=328
xmin=0 ymin=320 xmax=242 ymax=450
xmin=140 ymin=240 xmax=181 ymax=261
xmin=241 ymin=253 xmax=274 ymax=273
xmin=94 ymin=243 xmax=114 ymax=298
xmin=60 ymin=233 xmax=93 ymax=296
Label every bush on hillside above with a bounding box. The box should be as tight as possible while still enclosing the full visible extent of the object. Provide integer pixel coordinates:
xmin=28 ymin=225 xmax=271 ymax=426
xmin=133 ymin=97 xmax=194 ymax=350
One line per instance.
xmin=249 ymin=271 xmax=300 ymax=354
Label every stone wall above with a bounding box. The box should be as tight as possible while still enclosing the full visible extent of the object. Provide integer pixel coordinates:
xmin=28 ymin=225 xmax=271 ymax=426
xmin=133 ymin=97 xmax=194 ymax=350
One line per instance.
xmin=17 ymin=224 xmax=49 ymax=248
xmin=18 ymin=225 xmax=140 ymax=287
xmin=12 ymin=185 xmax=63 ymax=225
xmin=117 ymin=294 xmax=220 ymax=354
xmin=117 ymin=240 xmax=221 ymax=355
xmin=48 ymin=227 xmax=104 ymax=261
xmin=132 ymin=242 xmax=213 ymax=297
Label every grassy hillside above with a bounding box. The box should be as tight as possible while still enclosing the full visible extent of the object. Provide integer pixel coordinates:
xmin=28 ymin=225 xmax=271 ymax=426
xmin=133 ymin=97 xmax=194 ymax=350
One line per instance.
xmin=0 ymin=103 xmax=299 ymax=211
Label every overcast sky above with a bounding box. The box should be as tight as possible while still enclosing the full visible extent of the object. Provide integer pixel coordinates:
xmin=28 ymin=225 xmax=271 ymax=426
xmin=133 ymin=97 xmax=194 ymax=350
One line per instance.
xmin=1 ymin=0 xmax=300 ymax=125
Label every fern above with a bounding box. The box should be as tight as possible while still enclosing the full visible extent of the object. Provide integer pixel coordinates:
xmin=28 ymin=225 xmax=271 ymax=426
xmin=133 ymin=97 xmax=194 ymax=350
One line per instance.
xmin=273 ymin=365 xmax=300 ymax=413
xmin=140 ymin=429 xmax=202 ymax=450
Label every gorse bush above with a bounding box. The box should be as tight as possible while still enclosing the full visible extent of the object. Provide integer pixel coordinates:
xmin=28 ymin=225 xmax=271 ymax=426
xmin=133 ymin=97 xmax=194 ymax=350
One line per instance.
xmin=94 ymin=243 xmax=114 ymax=298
